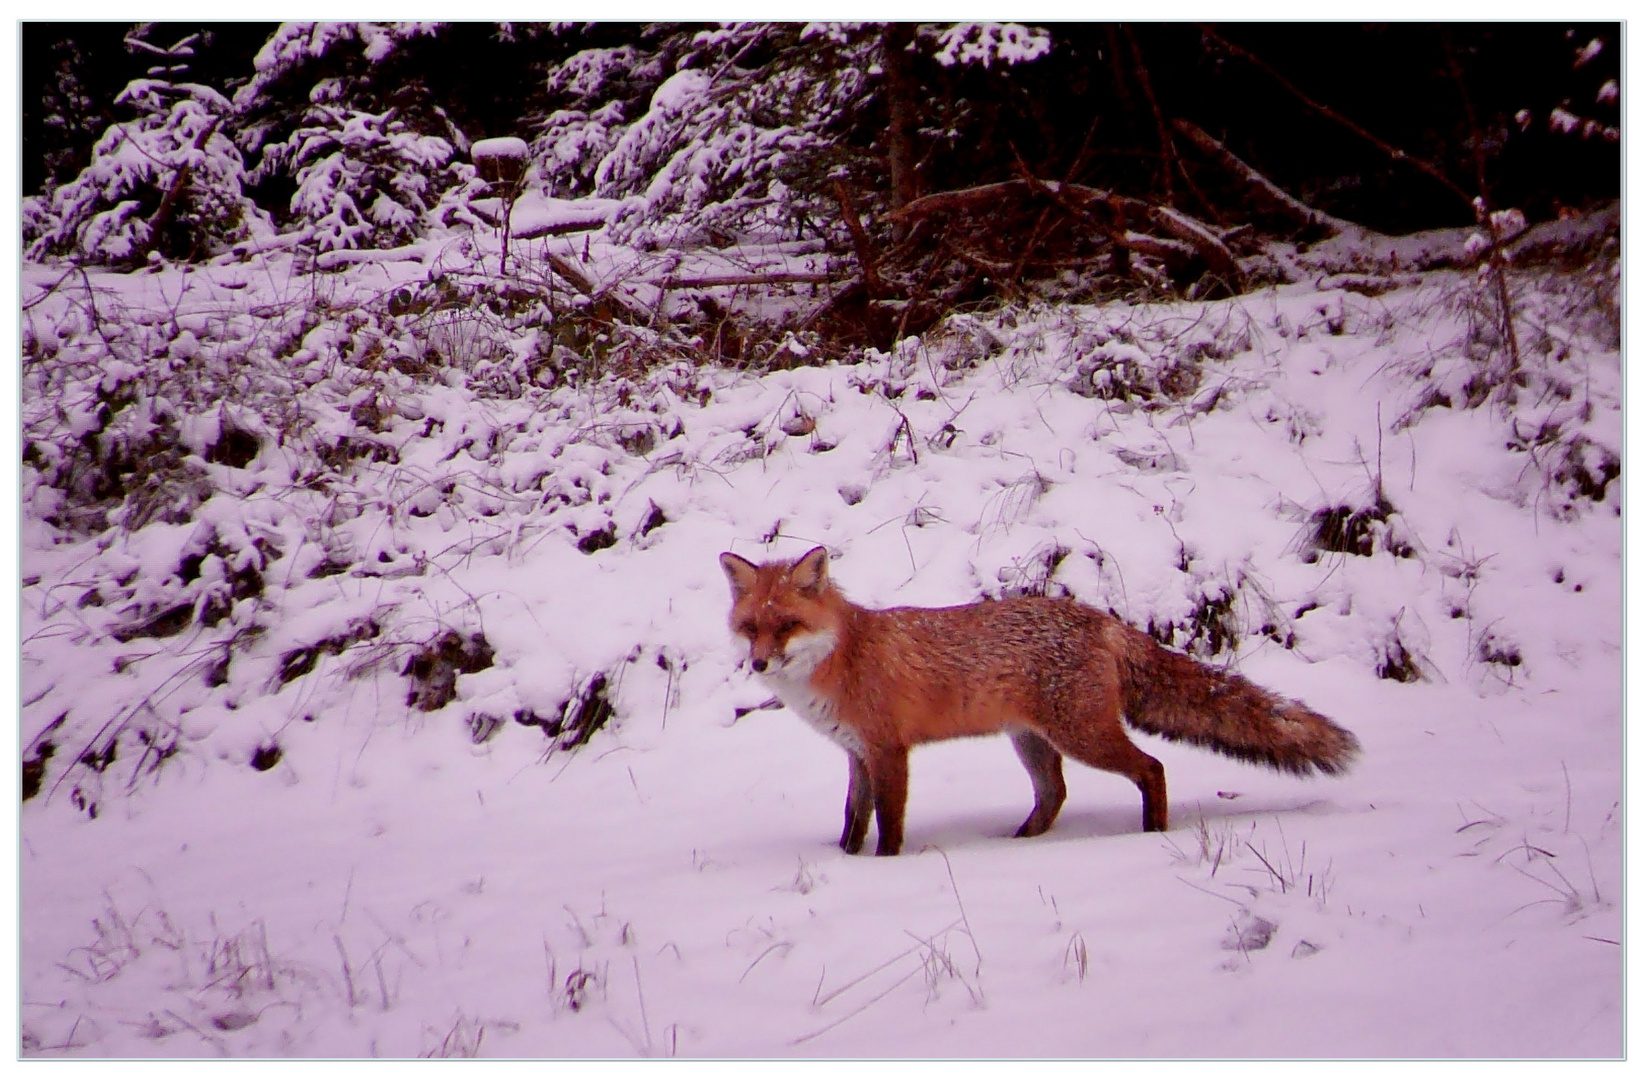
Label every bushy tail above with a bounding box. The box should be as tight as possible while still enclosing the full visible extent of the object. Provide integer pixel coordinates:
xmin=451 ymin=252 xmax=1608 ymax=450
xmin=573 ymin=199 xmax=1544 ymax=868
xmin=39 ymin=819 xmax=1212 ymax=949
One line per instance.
xmin=1115 ymin=627 xmax=1359 ymax=776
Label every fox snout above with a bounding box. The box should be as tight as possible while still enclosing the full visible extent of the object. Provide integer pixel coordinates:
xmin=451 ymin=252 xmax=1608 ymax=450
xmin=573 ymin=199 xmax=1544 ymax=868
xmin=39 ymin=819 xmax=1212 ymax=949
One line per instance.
xmin=741 ymin=637 xmax=788 ymax=674
xmin=736 ymin=626 xmax=837 ymax=680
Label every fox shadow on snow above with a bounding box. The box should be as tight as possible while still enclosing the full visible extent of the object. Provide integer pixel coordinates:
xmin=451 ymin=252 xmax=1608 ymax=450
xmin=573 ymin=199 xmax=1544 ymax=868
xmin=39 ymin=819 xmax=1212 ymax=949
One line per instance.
xmin=779 ymin=792 xmax=1350 ymax=857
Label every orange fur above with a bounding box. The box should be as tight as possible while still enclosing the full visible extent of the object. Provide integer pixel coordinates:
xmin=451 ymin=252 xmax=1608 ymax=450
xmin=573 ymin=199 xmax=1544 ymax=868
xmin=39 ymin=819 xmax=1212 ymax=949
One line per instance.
xmin=720 ymin=547 xmax=1359 ymax=856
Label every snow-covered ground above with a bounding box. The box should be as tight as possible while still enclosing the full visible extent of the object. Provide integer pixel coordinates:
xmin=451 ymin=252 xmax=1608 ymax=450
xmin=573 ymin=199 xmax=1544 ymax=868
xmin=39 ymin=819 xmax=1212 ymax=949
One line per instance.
xmin=17 ymin=223 xmax=1622 ymax=1057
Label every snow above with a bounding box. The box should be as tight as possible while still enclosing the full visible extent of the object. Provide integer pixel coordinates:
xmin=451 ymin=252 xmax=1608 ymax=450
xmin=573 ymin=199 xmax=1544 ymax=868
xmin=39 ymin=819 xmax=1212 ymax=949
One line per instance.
xmin=493 ymin=191 xmax=620 ymax=239
xmin=472 ymin=137 xmax=530 ymax=163
xmin=16 ymin=206 xmax=1623 ymax=1059
xmin=931 ymin=23 xmax=1053 ymax=69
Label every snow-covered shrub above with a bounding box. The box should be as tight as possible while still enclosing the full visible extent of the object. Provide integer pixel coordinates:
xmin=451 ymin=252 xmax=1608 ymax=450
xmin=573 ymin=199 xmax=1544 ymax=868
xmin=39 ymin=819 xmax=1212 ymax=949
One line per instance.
xmin=23 ymin=81 xmax=271 ymax=264
xmin=254 ymin=94 xmax=468 ymax=251
xmin=535 ymin=26 xmax=873 ymax=246
xmin=532 ymin=45 xmax=661 ymax=194
xmin=403 ymin=629 xmax=495 ymax=712
xmin=231 ymin=22 xmax=481 ymax=249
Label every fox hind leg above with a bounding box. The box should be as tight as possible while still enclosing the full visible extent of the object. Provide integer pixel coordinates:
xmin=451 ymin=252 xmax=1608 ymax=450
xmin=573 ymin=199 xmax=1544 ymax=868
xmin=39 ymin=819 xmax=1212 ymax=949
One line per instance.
xmin=1009 ymin=729 xmax=1067 ymax=838
xmin=840 ymin=752 xmax=872 ymax=854
xmin=1043 ymin=661 xmax=1170 ymax=833
xmin=1050 ymin=724 xmax=1169 ymax=833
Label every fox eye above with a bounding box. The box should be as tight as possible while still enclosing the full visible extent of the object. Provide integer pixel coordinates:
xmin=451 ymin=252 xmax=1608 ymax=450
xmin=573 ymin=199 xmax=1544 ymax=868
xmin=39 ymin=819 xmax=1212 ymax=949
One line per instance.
xmin=737 ymin=621 xmax=758 ymax=637
xmin=775 ymin=620 xmax=799 ymax=637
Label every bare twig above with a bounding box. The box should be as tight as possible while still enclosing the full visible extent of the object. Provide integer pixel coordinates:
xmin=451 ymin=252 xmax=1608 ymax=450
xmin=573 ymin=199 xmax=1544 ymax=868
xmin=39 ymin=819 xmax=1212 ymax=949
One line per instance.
xmin=1441 ymin=31 xmax=1523 ymax=380
xmin=738 ymin=941 xmax=794 ymax=983
xmin=811 ymin=921 xmax=958 ymax=1009
xmin=791 ymin=966 xmax=922 ymax=1045
xmin=22 ymin=267 xmax=81 ymax=311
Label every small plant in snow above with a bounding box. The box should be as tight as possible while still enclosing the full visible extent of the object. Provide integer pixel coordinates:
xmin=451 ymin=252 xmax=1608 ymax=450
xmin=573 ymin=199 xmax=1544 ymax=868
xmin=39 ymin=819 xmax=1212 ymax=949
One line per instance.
xmin=1145 ymin=575 xmax=1247 ymax=659
xmin=1165 ymin=814 xmax=1245 ymax=876
xmin=1302 ymin=493 xmax=1416 ymax=562
xmin=402 ymin=629 xmax=496 ymax=711
xmin=1374 ymin=620 xmax=1427 ymax=684
xmin=422 ymin=1012 xmax=487 ymax=1058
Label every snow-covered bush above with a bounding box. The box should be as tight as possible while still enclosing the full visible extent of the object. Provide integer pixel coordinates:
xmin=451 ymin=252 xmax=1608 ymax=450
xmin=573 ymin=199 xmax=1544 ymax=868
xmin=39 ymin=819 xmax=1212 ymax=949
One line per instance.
xmin=532 ymin=43 xmax=656 ymax=197
xmin=23 ymin=81 xmax=271 ymax=265
xmin=534 ymin=26 xmax=874 ymax=246
xmin=254 ymin=92 xmax=469 ymax=251
xmin=232 ymin=22 xmax=481 ymax=249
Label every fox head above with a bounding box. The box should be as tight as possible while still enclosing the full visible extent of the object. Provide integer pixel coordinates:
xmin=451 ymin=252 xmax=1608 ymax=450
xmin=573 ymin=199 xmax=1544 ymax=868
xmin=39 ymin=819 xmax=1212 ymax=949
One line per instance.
xmin=719 ymin=546 xmax=843 ymax=678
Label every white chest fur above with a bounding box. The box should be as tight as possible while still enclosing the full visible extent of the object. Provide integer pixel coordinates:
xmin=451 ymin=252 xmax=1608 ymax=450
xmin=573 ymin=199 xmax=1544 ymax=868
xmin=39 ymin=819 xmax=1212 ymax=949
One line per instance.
xmin=748 ymin=627 xmax=864 ymax=757
xmin=761 ymin=671 xmax=864 ymax=757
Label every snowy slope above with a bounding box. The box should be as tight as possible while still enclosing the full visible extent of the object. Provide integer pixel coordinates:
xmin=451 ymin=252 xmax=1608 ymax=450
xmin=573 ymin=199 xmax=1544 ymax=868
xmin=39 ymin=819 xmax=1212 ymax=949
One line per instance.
xmin=19 ymin=240 xmax=1622 ymax=1057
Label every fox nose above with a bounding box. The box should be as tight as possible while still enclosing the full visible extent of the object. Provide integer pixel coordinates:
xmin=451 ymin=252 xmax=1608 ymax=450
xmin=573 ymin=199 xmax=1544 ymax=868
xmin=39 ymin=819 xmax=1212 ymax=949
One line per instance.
xmin=750 ymin=657 xmax=768 ymax=673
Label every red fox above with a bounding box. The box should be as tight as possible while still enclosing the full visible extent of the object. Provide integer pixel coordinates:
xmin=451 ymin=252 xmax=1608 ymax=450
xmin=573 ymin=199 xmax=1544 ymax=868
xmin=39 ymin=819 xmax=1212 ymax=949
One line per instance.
xmin=720 ymin=546 xmax=1359 ymax=856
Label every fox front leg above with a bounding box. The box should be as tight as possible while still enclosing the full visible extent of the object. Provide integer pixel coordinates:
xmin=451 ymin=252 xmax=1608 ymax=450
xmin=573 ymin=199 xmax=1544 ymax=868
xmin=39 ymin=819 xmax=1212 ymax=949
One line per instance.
xmin=866 ymin=746 xmax=910 ymax=856
xmin=841 ymin=752 xmax=872 ymax=854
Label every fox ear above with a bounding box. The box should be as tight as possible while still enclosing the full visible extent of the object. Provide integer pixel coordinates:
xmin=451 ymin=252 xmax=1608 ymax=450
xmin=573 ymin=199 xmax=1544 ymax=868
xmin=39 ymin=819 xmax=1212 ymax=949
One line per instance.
xmin=719 ymin=552 xmax=759 ymax=599
xmin=790 ymin=546 xmax=830 ymax=592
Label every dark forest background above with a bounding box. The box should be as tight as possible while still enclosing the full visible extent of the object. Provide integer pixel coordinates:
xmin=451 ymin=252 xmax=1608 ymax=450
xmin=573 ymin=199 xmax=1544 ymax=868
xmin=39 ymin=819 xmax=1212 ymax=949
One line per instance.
xmin=22 ymin=22 xmax=1619 ymax=233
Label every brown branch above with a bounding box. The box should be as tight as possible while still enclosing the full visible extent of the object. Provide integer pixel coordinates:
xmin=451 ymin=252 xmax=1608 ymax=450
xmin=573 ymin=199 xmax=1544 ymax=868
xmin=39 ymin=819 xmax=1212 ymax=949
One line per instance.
xmin=1119 ymin=232 xmax=1197 ymax=269
xmin=1172 ymin=119 xmax=1352 ymax=236
xmin=658 ymin=271 xmax=842 ymax=289
xmin=1001 ymin=164 xmax=1120 ymax=278
xmin=797 ymin=278 xmax=866 ymax=331
xmin=893 ymin=170 xmax=1231 ymax=283
xmin=833 ymin=180 xmax=888 ymax=298
xmin=888 ymin=179 xmax=1153 ymax=228
xmin=885 ymin=180 xmax=1024 ymax=223
xmin=512 ymin=215 xmax=611 ymax=241
xmin=1149 ymin=206 xmax=1243 ymax=284
xmin=1199 ymin=25 xmax=1472 ymax=205
xmin=543 ymin=252 xmax=652 ymax=324
xmin=1122 ymin=26 xmax=1179 ymax=206
xmin=947 ymin=242 xmax=1015 ymax=277
xmin=1008 ymin=166 xmax=1206 ymax=275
